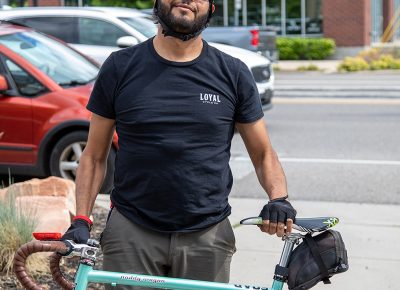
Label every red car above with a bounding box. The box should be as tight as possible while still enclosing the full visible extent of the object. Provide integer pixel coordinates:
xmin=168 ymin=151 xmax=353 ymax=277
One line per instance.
xmin=0 ymin=23 xmax=116 ymax=193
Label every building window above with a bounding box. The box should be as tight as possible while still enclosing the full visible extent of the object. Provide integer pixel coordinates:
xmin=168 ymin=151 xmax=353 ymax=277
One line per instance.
xmin=394 ymin=0 xmax=400 ymax=41
xmin=306 ymin=0 xmax=322 ymax=35
xmin=285 ymin=0 xmax=301 ymax=35
xmin=371 ymin=0 xmax=383 ymax=43
xmin=266 ymin=0 xmax=282 ymax=33
xmin=209 ymin=0 xmax=322 ymax=36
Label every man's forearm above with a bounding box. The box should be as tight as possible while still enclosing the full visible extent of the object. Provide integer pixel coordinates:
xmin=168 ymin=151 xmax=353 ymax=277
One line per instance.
xmin=75 ymin=154 xmax=108 ymax=217
xmin=255 ymin=149 xmax=288 ymax=200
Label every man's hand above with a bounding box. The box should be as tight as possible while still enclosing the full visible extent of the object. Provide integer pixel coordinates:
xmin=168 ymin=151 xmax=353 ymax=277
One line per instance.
xmin=61 ymin=217 xmax=92 ymax=244
xmin=258 ymin=196 xmax=296 ymax=237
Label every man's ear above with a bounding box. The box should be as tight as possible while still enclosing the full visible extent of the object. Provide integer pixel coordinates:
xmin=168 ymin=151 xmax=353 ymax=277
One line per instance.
xmin=212 ymin=4 xmax=215 ymax=13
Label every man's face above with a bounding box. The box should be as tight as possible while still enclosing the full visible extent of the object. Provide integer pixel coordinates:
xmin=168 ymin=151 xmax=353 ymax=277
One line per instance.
xmin=157 ymin=0 xmax=210 ymax=34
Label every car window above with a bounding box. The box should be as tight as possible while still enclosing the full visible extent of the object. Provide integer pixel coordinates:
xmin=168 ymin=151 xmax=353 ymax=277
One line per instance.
xmin=4 ymin=58 xmax=46 ymax=97
xmin=118 ymin=17 xmax=157 ymax=38
xmin=0 ymin=31 xmax=99 ymax=86
xmin=11 ymin=17 xmax=78 ymax=43
xmin=78 ymin=17 xmax=129 ymax=46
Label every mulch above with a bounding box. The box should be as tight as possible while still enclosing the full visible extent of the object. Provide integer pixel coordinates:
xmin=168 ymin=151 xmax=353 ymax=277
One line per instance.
xmin=0 ymin=205 xmax=109 ymax=290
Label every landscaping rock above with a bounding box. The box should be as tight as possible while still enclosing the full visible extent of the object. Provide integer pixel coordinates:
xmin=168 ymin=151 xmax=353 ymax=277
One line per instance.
xmin=16 ymin=196 xmax=72 ymax=234
xmin=0 ymin=177 xmax=76 ymax=216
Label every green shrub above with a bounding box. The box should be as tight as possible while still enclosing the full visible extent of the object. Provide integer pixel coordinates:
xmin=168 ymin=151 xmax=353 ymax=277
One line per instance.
xmin=277 ymin=37 xmax=336 ymax=60
xmin=388 ymin=58 xmax=400 ymax=69
xmin=357 ymin=48 xmax=381 ymax=63
xmin=297 ymin=64 xmax=320 ymax=71
xmin=339 ymin=48 xmax=400 ymax=72
xmin=369 ymin=60 xmax=387 ymax=70
xmin=369 ymin=54 xmax=400 ymax=70
xmin=338 ymin=57 xmax=369 ymax=72
xmin=272 ymin=64 xmax=281 ymax=71
xmin=0 ymin=194 xmax=46 ymax=274
xmin=276 ymin=38 xmax=298 ymax=60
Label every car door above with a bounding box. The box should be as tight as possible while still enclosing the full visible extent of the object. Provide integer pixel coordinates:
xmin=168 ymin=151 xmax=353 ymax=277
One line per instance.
xmin=72 ymin=17 xmax=133 ymax=64
xmin=0 ymin=53 xmax=35 ymax=164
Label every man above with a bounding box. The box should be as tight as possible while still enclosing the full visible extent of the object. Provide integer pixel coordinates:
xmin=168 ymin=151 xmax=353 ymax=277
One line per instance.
xmin=62 ymin=0 xmax=296 ymax=289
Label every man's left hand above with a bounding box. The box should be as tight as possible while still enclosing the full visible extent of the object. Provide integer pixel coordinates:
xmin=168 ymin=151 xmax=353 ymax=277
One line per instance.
xmin=258 ymin=197 xmax=296 ymax=237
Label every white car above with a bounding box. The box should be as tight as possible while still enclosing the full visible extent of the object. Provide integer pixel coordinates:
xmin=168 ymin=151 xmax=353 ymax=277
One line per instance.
xmin=0 ymin=7 xmax=274 ymax=109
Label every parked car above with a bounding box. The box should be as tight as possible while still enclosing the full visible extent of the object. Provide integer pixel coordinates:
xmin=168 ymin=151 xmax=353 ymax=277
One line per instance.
xmin=0 ymin=22 xmax=117 ymax=193
xmin=0 ymin=7 xmax=274 ymax=110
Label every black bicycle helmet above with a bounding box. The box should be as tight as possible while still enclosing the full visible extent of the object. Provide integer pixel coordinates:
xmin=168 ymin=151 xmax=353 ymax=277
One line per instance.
xmin=153 ymin=0 xmax=214 ymax=41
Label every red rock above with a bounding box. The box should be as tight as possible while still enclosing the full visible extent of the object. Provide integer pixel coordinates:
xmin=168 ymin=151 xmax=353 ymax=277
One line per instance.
xmin=16 ymin=196 xmax=71 ymax=234
xmin=0 ymin=188 xmax=6 ymax=201
xmin=1 ymin=177 xmax=76 ymax=216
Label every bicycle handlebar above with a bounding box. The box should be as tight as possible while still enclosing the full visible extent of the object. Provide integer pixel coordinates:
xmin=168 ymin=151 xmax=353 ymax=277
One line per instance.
xmin=13 ymin=240 xmax=74 ymax=290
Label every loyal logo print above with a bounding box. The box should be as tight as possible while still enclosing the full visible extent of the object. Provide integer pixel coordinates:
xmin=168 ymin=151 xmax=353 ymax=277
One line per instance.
xmin=200 ymin=93 xmax=221 ymax=105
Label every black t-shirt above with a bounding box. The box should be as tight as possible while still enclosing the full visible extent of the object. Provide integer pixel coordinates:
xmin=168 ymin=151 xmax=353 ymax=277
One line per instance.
xmin=87 ymin=37 xmax=263 ymax=232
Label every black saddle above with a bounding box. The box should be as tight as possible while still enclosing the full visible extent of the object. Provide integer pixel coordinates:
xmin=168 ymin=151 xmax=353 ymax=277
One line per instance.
xmin=240 ymin=217 xmax=339 ymax=233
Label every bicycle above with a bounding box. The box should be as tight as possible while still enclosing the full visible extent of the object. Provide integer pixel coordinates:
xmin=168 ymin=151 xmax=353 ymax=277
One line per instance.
xmin=13 ymin=216 xmax=339 ymax=290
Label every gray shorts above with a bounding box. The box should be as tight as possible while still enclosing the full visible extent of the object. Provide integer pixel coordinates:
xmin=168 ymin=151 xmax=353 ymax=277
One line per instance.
xmin=100 ymin=208 xmax=236 ymax=290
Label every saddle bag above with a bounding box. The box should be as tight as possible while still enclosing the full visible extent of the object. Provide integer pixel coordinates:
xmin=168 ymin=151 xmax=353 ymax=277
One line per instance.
xmin=287 ymin=230 xmax=349 ymax=290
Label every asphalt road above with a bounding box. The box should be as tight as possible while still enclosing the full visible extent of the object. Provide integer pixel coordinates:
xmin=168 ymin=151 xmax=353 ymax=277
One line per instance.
xmin=230 ymin=97 xmax=400 ymax=204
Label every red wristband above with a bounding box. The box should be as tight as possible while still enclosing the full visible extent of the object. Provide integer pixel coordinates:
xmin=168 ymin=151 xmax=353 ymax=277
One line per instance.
xmin=73 ymin=215 xmax=93 ymax=226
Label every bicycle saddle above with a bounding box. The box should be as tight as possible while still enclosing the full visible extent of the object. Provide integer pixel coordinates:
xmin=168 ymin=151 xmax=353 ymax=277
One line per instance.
xmin=240 ymin=217 xmax=339 ymax=233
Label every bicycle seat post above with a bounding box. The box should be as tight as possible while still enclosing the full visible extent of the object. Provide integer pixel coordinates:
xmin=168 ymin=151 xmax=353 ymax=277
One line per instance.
xmin=272 ymin=233 xmax=302 ymax=288
xmin=278 ymin=234 xmax=301 ymax=268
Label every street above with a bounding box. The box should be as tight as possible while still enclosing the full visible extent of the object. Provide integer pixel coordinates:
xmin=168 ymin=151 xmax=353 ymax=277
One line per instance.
xmin=230 ymin=96 xmax=400 ymax=204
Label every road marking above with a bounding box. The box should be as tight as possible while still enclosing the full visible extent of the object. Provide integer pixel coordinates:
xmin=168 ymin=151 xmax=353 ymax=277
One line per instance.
xmin=231 ymin=156 xmax=400 ymax=166
xmin=273 ymin=97 xmax=400 ymax=105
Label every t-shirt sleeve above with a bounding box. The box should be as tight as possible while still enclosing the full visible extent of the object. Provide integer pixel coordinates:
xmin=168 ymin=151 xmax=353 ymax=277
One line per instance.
xmin=86 ymin=53 xmax=117 ymax=119
xmin=234 ymin=60 xmax=264 ymax=123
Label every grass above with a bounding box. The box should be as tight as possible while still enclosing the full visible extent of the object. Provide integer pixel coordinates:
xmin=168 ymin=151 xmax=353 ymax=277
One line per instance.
xmin=0 ymin=185 xmax=47 ymax=274
xmin=1 ymin=168 xmax=14 ymax=189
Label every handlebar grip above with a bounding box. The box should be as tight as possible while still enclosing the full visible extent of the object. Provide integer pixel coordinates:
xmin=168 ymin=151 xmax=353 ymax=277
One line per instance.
xmin=49 ymin=252 xmax=74 ymax=290
xmin=13 ymin=240 xmax=74 ymax=290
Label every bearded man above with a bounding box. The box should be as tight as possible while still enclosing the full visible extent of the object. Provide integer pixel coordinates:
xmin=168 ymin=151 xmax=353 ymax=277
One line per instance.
xmin=61 ymin=0 xmax=296 ymax=289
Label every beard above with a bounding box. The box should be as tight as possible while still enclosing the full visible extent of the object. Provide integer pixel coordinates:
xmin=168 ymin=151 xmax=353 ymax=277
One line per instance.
xmin=156 ymin=0 xmax=209 ymax=34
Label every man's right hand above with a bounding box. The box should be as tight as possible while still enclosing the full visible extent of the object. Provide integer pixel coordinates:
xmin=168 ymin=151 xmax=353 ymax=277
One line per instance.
xmin=61 ymin=217 xmax=92 ymax=244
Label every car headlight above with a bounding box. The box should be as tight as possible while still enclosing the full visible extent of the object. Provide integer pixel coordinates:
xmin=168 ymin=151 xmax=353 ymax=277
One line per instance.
xmin=251 ymin=65 xmax=271 ymax=83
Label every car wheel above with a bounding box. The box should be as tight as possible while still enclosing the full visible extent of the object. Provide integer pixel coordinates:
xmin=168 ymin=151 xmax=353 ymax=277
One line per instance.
xmin=49 ymin=131 xmax=115 ymax=194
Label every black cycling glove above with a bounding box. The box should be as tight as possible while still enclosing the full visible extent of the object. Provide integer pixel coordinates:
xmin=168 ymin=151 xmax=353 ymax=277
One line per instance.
xmin=61 ymin=218 xmax=91 ymax=244
xmin=259 ymin=196 xmax=297 ymax=223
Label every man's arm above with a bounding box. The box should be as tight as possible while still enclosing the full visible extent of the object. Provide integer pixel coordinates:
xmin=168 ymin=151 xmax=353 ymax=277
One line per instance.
xmin=236 ymin=118 xmax=287 ymax=199
xmin=75 ymin=113 xmax=116 ymax=217
xmin=236 ymin=118 xmax=295 ymax=237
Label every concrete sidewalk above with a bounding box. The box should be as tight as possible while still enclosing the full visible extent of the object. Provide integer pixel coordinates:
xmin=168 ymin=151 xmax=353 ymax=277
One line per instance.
xmin=95 ymin=195 xmax=400 ymax=290
xmin=274 ymin=60 xmax=341 ymax=73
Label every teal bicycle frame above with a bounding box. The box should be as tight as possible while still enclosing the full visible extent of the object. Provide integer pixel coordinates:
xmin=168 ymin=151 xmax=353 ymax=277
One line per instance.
xmin=74 ymin=265 xmax=283 ymax=290
xmin=71 ymin=231 xmax=301 ymax=290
